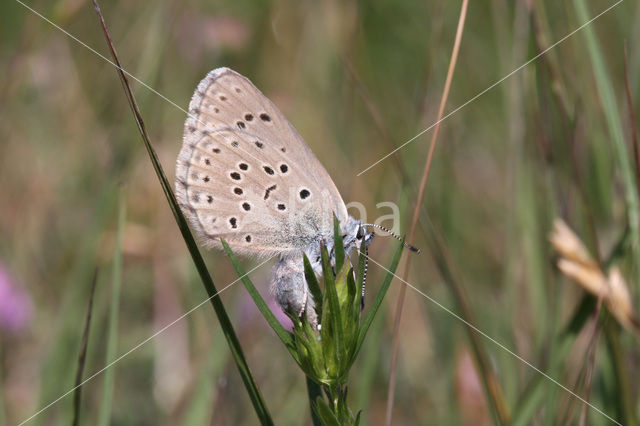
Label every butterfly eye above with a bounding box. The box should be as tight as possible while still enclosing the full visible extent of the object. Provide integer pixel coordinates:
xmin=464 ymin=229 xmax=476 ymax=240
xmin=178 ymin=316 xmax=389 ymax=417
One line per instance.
xmin=356 ymin=227 xmax=364 ymax=239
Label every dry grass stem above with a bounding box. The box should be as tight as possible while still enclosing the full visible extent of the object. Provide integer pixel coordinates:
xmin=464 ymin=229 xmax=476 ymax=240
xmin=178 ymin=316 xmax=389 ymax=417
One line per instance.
xmin=386 ymin=1 xmax=470 ymax=424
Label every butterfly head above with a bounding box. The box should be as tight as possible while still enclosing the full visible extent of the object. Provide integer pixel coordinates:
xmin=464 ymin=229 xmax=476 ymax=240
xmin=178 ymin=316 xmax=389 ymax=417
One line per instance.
xmin=341 ymin=216 xmax=375 ymax=254
xmin=339 ymin=217 xmax=421 ymax=254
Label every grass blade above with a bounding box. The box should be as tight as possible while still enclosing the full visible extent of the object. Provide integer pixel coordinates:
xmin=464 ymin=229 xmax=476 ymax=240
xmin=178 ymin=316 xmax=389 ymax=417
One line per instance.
xmin=574 ymin=0 xmax=640 ymax=273
xmin=71 ymin=269 xmax=98 ymax=426
xmin=304 ymin=254 xmax=324 ymax=319
xmin=37 ymin=183 xmax=118 ymax=418
xmin=182 ymin=329 xmax=229 ymax=426
xmin=354 ymin=291 xmax=388 ymax=424
xmin=221 ymin=239 xmax=297 ymax=358
xmin=623 ymin=44 xmax=640 ymax=244
xmin=98 ymin=190 xmax=125 ymax=426
xmin=353 ymin=240 xmax=403 ymax=360
xmin=321 ymin=243 xmax=345 ymax=369
xmin=91 ymin=2 xmax=273 ymax=423
xmin=344 ymin=268 xmax=357 ymax=342
xmin=603 ymin=319 xmax=638 ymax=426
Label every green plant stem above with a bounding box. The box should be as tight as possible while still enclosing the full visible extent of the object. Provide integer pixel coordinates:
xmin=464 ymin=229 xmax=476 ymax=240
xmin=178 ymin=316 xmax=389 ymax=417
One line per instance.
xmin=306 ymin=377 xmax=323 ymax=426
xmin=98 ymin=190 xmax=124 ymax=426
xmin=71 ymin=270 xmax=98 ymax=426
xmin=574 ymin=0 xmax=640 ymax=280
xmin=603 ymin=320 xmax=637 ymax=426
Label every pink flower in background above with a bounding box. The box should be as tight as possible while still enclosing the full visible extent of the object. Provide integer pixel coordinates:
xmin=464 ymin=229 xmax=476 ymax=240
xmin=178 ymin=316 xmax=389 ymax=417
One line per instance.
xmin=0 ymin=265 xmax=33 ymax=333
xmin=455 ymin=349 xmax=490 ymax=426
xmin=268 ymin=297 xmax=294 ymax=332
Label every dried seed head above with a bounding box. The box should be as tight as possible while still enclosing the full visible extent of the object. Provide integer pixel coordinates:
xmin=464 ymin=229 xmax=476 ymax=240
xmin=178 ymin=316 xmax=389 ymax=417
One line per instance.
xmin=606 ymin=267 xmax=637 ymax=332
xmin=549 ymin=219 xmax=597 ymax=269
xmin=556 ymin=258 xmax=607 ymax=297
xmin=551 ymin=218 xmax=639 ymax=334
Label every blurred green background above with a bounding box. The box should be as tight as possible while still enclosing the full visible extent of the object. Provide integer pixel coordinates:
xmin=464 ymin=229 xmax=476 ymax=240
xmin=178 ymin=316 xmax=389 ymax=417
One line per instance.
xmin=1 ymin=0 xmax=639 ymax=424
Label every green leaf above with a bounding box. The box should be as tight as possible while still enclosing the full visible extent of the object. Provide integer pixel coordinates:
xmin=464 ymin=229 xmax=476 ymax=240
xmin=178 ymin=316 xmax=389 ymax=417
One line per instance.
xmin=321 ymin=243 xmax=345 ymax=372
xmin=222 ymin=240 xmax=298 ymax=361
xmin=302 ymin=317 xmax=325 ymax=379
xmin=344 ymin=268 xmax=358 ymax=345
xmin=574 ymin=0 xmax=640 ymax=275
xmin=337 ymin=387 xmax=352 ymax=421
xmin=353 ymin=239 xmax=404 ymax=361
xmin=287 ymin=310 xmax=320 ymax=378
xmin=182 ymin=330 xmax=229 ymax=426
xmin=603 ymin=319 xmax=638 ymax=426
xmin=313 ymin=398 xmax=341 ymax=426
xmin=333 ymin=215 xmax=345 ymax=273
xmin=335 ymin=264 xmax=351 ymax=313
xmin=346 ymin=268 xmax=356 ymax=309
xmin=304 ymin=254 xmax=324 ymax=320
xmin=354 ymin=410 xmax=362 ymax=426
xmin=321 ymin=298 xmax=337 ymax=379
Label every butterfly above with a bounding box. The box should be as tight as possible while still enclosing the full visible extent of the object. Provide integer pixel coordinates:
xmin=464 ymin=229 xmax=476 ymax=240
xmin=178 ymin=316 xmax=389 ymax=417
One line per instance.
xmin=175 ymin=68 xmax=411 ymax=326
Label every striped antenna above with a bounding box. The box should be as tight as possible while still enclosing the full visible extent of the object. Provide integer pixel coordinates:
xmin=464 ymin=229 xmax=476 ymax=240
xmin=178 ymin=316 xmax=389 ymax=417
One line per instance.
xmin=361 ymin=224 xmax=421 ymax=253
xmin=361 ymin=244 xmax=368 ymax=311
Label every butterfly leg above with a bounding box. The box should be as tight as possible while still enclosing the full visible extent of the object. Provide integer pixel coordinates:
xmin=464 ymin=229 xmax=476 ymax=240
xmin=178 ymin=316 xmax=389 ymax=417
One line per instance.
xmin=271 ymin=257 xmax=318 ymax=329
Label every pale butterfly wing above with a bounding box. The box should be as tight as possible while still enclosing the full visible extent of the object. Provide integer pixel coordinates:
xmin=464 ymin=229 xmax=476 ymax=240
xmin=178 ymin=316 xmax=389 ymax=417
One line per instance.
xmin=176 ymin=126 xmax=330 ymax=256
xmin=176 ymin=67 xmax=347 ymax=256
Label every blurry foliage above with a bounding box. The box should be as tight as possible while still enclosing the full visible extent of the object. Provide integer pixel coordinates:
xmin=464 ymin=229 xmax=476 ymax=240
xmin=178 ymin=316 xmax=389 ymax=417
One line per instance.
xmin=1 ymin=0 xmax=640 ymax=424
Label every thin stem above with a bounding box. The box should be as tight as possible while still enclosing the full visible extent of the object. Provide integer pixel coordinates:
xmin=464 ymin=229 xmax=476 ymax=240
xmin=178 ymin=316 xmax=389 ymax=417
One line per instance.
xmin=623 ymin=44 xmax=640 ymax=246
xmin=306 ymin=378 xmax=323 ymax=426
xmin=98 ymin=189 xmax=125 ymax=426
xmin=604 ymin=319 xmax=638 ymax=425
xmin=386 ymin=1 xmax=469 ymax=424
xmin=578 ymin=297 xmax=603 ymax=425
xmin=71 ymin=270 xmax=98 ymax=426
xmin=574 ymin=0 xmax=640 ymax=279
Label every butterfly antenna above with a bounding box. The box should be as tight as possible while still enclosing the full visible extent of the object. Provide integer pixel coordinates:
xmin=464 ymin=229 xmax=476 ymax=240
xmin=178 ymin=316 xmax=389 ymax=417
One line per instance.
xmin=361 ymin=224 xmax=421 ymax=253
xmin=361 ymin=244 xmax=368 ymax=311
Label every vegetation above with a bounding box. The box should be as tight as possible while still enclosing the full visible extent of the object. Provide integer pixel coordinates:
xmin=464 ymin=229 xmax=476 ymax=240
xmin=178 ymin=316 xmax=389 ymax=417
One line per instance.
xmin=0 ymin=0 xmax=639 ymax=424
